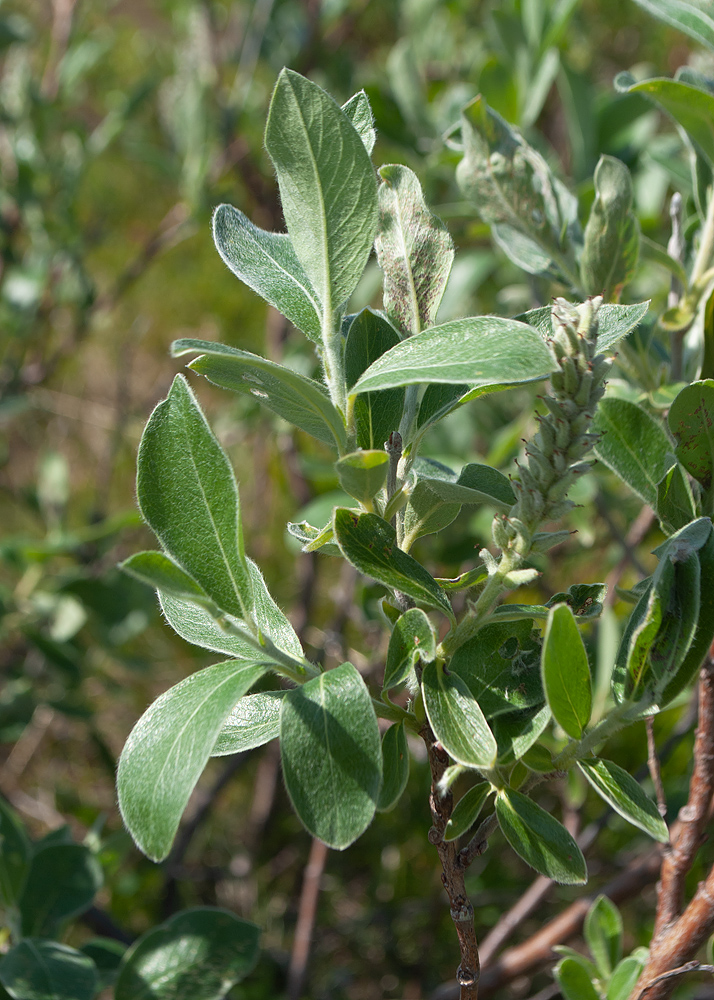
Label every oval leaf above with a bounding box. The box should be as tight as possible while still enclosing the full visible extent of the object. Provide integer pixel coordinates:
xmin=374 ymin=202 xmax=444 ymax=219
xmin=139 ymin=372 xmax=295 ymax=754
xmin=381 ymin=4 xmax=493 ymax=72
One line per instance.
xmin=120 ymin=551 xmax=210 ymax=604
xmin=280 ymin=662 xmax=382 ymax=849
xmin=632 ymin=0 xmax=714 ymax=51
xmin=444 ymin=782 xmax=491 ymax=842
xmin=578 ymin=757 xmax=669 ymax=842
xmin=343 ymin=309 xmax=405 ymax=450
xmin=333 ymin=509 xmax=454 ymax=620
xmin=118 ymin=660 xmax=267 ymax=861
xmin=668 ymin=379 xmax=714 ymax=494
xmin=541 ymin=604 xmax=592 ymax=738
xmin=335 ymin=450 xmax=389 ymax=503
xmin=496 ymin=787 xmax=587 ymax=884
xmin=212 ymin=691 xmax=285 ymax=756
xmin=619 ymin=76 xmax=714 ymax=166
xmin=114 ymin=908 xmax=260 ymax=1000
xmin=384 ymin=607 xmax=436 ymax=690
xmin=377 ymin=722 xmax=410 ymax=812
xmin=422 ymin=661 xmax=498 ymax=768
xmin=19 ymin=844 xmax=102 ymax=938
xmin=350 ymin=316 xmax=557 ymax=394
xmin=554 ymin=956 xmax=601 ymax=1000
xmin=584 ymin=895 xmax=623 ymax=978
xmin=0 ymin=941 xmax=98 ymax=1000
xmin=137 ymin=374 xmax=253 ymax=621
xmin=520 ymin=300 xmax=650 ymax=353
xmin=593 ymin=397 xmax=675 ymax=508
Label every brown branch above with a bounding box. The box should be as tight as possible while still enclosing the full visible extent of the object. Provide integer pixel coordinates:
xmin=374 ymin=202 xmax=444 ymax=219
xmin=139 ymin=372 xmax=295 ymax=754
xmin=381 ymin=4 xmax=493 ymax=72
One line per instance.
xmin=636 ymin=961 xmax=714 ymax=999
xmin=286 ymin=837 xmax=329 ymax=1000
xmin=647 ymin=716 xmax=668 ymax=822
xmin=423 ymin=727 xmax=481 ymax=1000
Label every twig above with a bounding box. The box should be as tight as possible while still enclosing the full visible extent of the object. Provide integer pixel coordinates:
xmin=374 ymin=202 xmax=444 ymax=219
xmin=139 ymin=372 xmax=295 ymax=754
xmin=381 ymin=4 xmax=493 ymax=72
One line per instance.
xmin=636 ymin=962 xmax=714 ymax=998
xmin=286 ymin=836 xmax=329 ymax=1000
xmin=459 ymin=813 xmax=498 ymax=869
xmin=423 ymin=727 xmax=481 ymax=1000
xmin=647 ymin=716 xmax=668 ymax=821
xmin=1 ymin=705 xmax=54 ymax=781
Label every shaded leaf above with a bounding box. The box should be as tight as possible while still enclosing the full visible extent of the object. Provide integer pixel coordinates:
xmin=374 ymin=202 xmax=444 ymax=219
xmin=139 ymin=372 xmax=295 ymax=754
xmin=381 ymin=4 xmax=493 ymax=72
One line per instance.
xmin=541 ymin=604 xmax=592 ymax=739
xmin=384 ymin=608 xmax=436 ymax=690
xmin=335 ymin=450 xmax=389 ymax=503
xmin=444 ymin=783 xmax=491 ymax=842
xmin=377 ymin=722 xmax=410 ymax=812
xmin=632 ymin=0 xmax=714 ymax=51
xmin=19 ymin=844 xmax=102 ymax=937
xmin=118 ymin=660 xmax=267 ymax=861
xmin=578 ymin=758 xmax=669 ymax=841
xmin=375 ymin=164 xmax=454 ymax=336
xmin=415 ymin=462 xmax=515 ymax=513
xmin=668 ymin=379 xmax=714 ymax=497
xmin=333 ymin=509 xmax=454 ymax=619
xmin=212 ymin=691 xmax=285 ymax=756
xmin=136 ymin=374 xmax=253 ymax=621
xmin=114 ymin=908 xmax=260 ymax=1000
xmin=496 ymin=788 xmax=587 ymax=883
xmin=173 ymin=339 xmax=346 ymax=451
xmin=450 ymin=620 xmax=543 ymax=719
xmin=656 ymin=463 xmax=698 ymax=534
xmin=344 ymin=309 xmax=404 ymax=450
xmin=0 ymin=796 xmax=30 ymax=909
xmin=593 ymin=397 xmax=675 ymax=508
xmin=607 ymin=955 xmax=646 ymax=1000
xmin=580 ymin=156 xmax=639 ymax=299
xmin=546 ymin=582 xmax=607 ymax=620
xmin=280 ymin=663 xmax=382 ymax=849
xmin=520 ymin=300 xmax=650 ymax=353
xmin=584 ymin=895 xmax=623 ymax=978
xmin=616 ymin=74 xmax=714 ymax=166
xmin=120 ymin=551 xmax=210 ymax=604
xmin=554 ymin=957 xmax=600 ymax=1000
xmin=0 ymin=941 xmax=97 ymax=1000
xmin=493 ymin=704 xmax=551 ymax=763
xmin=212 ymin=204 xmax=321 ymax=342
xmin=402 ymin=480 xmax=460 ymax=548
xmin=421 ymin=661 xmax=498 ymax=768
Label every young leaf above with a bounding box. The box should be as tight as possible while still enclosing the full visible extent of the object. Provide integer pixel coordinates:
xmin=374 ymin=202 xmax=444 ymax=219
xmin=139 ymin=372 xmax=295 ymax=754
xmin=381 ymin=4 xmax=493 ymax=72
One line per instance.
xmin=333 ymin=509 xmax=454 ymax=620
xmin=80 ymin=939 xmax=125 ymax=992
xmin=377 ymin=722 xmax=410 ymax=812
xmin=607 ymin=955 xmax=647 ymax=1000
xmin=493 ymin=704 xmax=552 ymax=762
xmin=656 ymin=463 xmax=698 ymax=534
xmin=415 ymin=462 xmax=515 ymax=513
xmin=212 ymin=204 xmax=321 ymax=342
xmin=421 ymin=661 xmax=498 ymax=768
xmin=118 ymin=660 xmax=267 ymax=861
xmin=495 ymin=788 xmax=587 ymax=883
xmin=546 ymin=582 xmax=608 ymax=620
xmin=342 ymin=91 xmax=376 ymax=154
xmin=344 ymin=309 xmax=405 ymax=450
xmin=0 ymin=795 xmax=31 ymax=908
xmin=265 ymin=68 xmax=378 ymax=314
xmin=450 ymin=620 xmax=543 ymax=719
xmin=402 ymin=481 xmax=461 ymax=549
xmin=520 ymin=300 xmax=650 ymax=353
xmin=173 ymin=339 xmax=347 ymax=452
xmin=444 ymin=783 xmax=491 ymax=841
xmin=383 ymin=607 xmax=436 ymax=690
xmin=286 ymin=519 xmax=341 ymax=556
xmin=212 ymin=691 xmax=285 ymax=756
xmin=0 ymin=941 xmax=98 ymax=1000
xmin=554 ymin=957 xmax=600 ymax=1000
xmin=120 ymin=551 xmax=211 ymax=604
xmin=593 ymin=397 xmax=675 ymax=508
xmin=335 ymin=450 xmax=389 ymax=503
xmin=615 ymin=75 xmax=714 ymax=166
xmin=541 ymin=604 xmax=592 ymax=739
xmin=578 ymin=758 xmax=669 ymax=842
xmin=280 ymin=663 xmax=382 ymax=849
xmin=649 ymin=550 xmax=700 ymax=692
xmin=349 ymin=316 xmax=557 ymax=394
xmin=584 ymin=894 xmax=623 ymax=978
xmin=668 ymin=379 xmax=714 ymax=502
xmin=19 ymin=844 xmax=103 ymax=937
xmin=632 ymin=0 xmax=714 ymax=52
xmin=248 ymin=557 xmax=304 ymax=660
xmin=137 ymin=374 xmax=253 ymax=621
xmin=580 ymin=156 xmax=639 ymax=300
xmin=375 ymin=164 xmax=454 ymax=337
xmin=114 ymin=908 xmax=260 ymax=1000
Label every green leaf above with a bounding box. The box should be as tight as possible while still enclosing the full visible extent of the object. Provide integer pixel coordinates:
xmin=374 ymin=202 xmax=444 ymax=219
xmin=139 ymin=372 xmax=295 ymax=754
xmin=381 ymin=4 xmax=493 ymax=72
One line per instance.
xmin=554 ymin=957 xmax=600 ymax=1000
xmin=118 ymin=660 xmax=267 ymax=861
xmin=377 ymin=722 xmax=410 ymax=812
xmin=402 ymin=481 xmax=460 ymax=549
xmin=450 ymin=620 xmax=544 ymax=719
xmin=496 ymin=787 xmax=587 ymax=883
xmin=280 ymin=662 xmax=382 ymax=849
xmin=120 ymin=551 xmax=210 ymax=604
xmin=350 ymin=316 xmax=557 ymax=394
xmin=632 ymin=0 xmax=714 ymax=51
xmin=656 ymin=463 xmax=698 ymax=534
xmin=248 ymin=558 xmax=304 ymax=659
xmin=578 ymin=758 xmax=669 ymax=842
xmin=616 ymin=75 xmax=714 ymax=166
xmin=0 ymin=795 xmax=31 ymax=908
xmin=212 ymin=204 xmax=321 ymax=342
xmin=607 ymin=955 xmax=647 ymax=1000
xmin=335 ymin=450 xmax=389 ymax=503
xmin=444 ymin=783 xmax=492 ymax=841
xmin=18 ymin=844 xmax=102 ymax=937
xmin=660 ymin=530 xmax=714 ymax=706
xmin=593 ymin=397 xmax=675 ymax=508
xmin=79 ymin=939 xmax=125 ymax=992
xmin=383 ymin=607 xmax=436 ymax=690
xmin=286 ymin=520 xmax=341 ymax=557
xmin=456 ymin=95 xmax=581 ymax=282
xmin=520 ymin=300 xmax=650 ymax=353
xmin=212 ymin=691 xmax=285 ymax=756
xmin=333 ymin=509 xmax=454 ymax=620
xmin=415 ymin=462 xmax=515 ymax=513
xmin=421 ymin=661 xmax=498 ymax=768
xmin=173 ymin=339 xmax=346 ymax=452
xmin=546 ymin=582 xmax=608 ymax=620
xmin=493 ymin=704 xmax=551 ymax=762
xmin=344 ymin=309 xmax=405 ymax=450
xmin=114 ymin=908 xmax=260 ymax=1000
xmin=541 ymin=604 xmax=592 ymax=739
xmin=0 ymin=941 xmax=98 ymax=1000
xmin=137 ymin=374 xmax=253 ymax=621
xmin=584 ymin=895 xmax=623 ymax=978
xmin=375 ymin=164 xmax=454 ymax=336
xmin=668 ymin=380 xmax=714 ymax=501
xmin=265 ymin=68 xmax=378 ymax=314
xmin=341 ymin=91 xmax=376 ymax=154
xmin=580 ymin=156 xmax=639 ymax=300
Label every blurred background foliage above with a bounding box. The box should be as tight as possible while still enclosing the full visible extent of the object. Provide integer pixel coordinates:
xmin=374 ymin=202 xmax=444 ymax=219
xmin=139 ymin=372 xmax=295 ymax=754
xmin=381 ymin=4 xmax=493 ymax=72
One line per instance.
xmin=0 ymin=0 xmax=711 ymax=997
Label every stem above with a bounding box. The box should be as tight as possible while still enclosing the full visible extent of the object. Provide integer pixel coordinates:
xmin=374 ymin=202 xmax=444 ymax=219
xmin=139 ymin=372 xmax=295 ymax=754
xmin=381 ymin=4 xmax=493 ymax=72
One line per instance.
xmin=439 ymin=551 xmax=520 ymax=657
xmin=321 ymin=308 xmax=347 ymax=417
xmin=690 ymin=185 xmax=714 ymax=289
xmin=552 ymin=700 xmax=637 ymax=771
